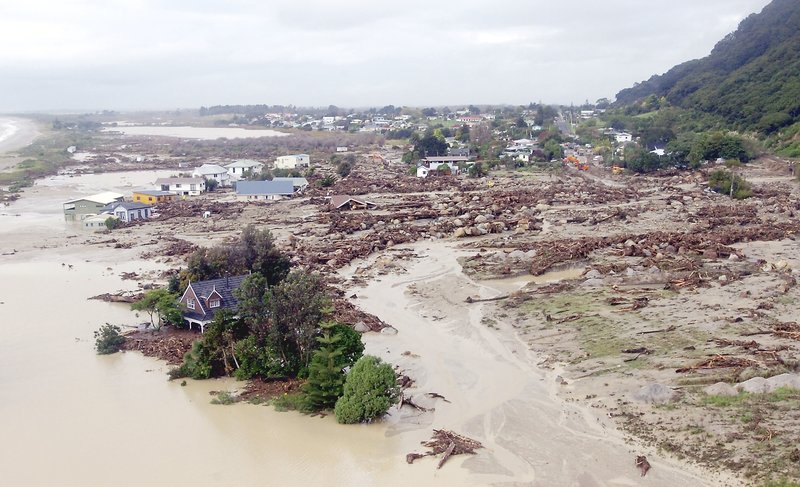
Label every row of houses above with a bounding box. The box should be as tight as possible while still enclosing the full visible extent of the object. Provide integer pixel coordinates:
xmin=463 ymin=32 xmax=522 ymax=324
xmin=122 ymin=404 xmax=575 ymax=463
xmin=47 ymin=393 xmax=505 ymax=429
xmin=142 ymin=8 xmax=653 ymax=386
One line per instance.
xmin=189 ymin=155 xmax=310 ymax=188
xmin=64 ymin=191 xmax=156 ymax=230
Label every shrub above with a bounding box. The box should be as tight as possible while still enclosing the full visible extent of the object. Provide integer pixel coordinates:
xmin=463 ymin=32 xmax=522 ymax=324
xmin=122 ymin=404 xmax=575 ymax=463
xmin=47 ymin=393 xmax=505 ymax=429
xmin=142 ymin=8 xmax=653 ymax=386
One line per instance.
xmin=708 ymin=169 xmax=752 ymax=199
xmin=104 ymin=217 xmax=120 ymax=230
xmin=94 ymin=323 xmax=126 ymax=354
xmin=233 ymin=336 xmax=296 ymax=380
xmin=210 ymin=391 xmax=236 ymax=405
xmin=334 ymin=355 xmax=400 ymax=424
xmin=272 ymin=392 xmax=312 ymax=413
xmin=173 ymin=340 xmax=215 ymax=380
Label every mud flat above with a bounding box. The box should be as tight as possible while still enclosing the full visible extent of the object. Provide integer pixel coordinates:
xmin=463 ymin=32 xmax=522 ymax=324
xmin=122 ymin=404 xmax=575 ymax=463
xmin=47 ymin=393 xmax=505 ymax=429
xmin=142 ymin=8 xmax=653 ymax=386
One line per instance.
xmin=342 ymin=240 xmax=737 ymax=485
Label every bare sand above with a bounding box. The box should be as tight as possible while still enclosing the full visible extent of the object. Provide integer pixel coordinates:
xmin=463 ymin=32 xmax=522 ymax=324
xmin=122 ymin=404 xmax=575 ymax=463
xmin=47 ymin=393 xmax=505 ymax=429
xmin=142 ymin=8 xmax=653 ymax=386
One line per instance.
xmin=343 ymin=240 xmax=739 ymax=486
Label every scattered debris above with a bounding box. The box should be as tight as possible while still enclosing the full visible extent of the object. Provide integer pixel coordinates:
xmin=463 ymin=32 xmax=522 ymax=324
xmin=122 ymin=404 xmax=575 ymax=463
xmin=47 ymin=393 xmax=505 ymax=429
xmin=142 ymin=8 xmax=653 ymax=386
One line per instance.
xmin=406 ymin=429 xmax=483 ymax=469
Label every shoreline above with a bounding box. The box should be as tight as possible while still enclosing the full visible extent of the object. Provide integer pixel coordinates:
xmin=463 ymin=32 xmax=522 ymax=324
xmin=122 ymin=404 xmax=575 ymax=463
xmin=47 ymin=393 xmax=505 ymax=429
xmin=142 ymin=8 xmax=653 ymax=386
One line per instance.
xmin=0 ymin=117 xmax=41 ymax=164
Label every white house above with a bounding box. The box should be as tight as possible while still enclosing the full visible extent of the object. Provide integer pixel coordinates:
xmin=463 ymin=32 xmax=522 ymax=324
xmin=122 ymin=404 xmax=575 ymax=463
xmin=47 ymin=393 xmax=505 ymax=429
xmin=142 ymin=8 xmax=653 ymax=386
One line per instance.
xmin=336 ymin=146 xmax=349 ymax=152
xmin=274 ymin=154 xmax=310 ymax=170
xmin=104 ymin=201 xmax=153 ymax=222
xmin=83 ymin=213 xmax=114 ymax=231
xmin=615 ymin=133 xmax=633 ymax=143
xmin=416 ymin=156 xmax=474 ymax=178
xmin=155 ymin=177 xmax=206 ymax=196
xmin=224 ymin=160 xmax=264 ymax=180
xmin=192 ymin=164 xmax=231 ymax=187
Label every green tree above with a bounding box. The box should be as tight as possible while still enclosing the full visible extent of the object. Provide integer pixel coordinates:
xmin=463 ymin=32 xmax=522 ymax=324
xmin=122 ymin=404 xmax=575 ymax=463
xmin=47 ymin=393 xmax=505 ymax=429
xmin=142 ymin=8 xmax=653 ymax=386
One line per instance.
xmin=334 ymin=355 xmax=400 ymax=424
xmin=131 ymin=288 xmax=182 ymax=330
xmin=303 ymin=321 xmax=346 ymax=411
xmin=205 ymin=178 xmax=219 ymax=192
xmin=268 ymin=270 xmax=330 ymax=373
xmin=331 ymin=323 xmax=364 ymax=369
xmin=171 ymin=310 xmax=248 ymax=379
xmin=94 ymin=323 xmax=126 ymax=355
xmin=234 ymin=272 xmax=270 ymax=336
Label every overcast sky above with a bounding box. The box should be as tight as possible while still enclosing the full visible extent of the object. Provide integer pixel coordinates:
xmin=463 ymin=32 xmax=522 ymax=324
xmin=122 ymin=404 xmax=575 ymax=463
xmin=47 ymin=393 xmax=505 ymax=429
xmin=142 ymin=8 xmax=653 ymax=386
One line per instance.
xmin=0 ymin=0 xmax=773 ymax=112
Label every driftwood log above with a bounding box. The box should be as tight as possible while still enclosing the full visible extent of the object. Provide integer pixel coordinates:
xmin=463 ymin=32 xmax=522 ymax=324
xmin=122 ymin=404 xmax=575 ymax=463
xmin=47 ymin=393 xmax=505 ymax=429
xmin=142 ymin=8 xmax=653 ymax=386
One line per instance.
xmin=406 ymin=429 xmax=482 ymax=469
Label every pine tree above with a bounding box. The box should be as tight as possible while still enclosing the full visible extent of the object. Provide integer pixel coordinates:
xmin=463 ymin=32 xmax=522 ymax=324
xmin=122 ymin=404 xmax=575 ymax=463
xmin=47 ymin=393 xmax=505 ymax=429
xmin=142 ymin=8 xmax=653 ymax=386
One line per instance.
xmin=303 ymin=321 xmax=345 ymax=411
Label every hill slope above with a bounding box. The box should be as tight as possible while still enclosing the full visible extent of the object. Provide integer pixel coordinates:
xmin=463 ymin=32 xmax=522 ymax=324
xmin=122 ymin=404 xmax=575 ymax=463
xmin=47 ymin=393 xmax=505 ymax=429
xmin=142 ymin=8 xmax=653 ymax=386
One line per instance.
xmin=614 ymin=0 xmax=800 ymax=134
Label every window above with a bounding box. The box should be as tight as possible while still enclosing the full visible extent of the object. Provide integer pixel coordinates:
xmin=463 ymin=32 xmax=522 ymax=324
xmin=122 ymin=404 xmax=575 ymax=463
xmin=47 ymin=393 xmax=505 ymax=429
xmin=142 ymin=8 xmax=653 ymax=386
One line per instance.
xmin=187 ymin=299 xmax=195 ymax=310
xmin=190 ymin=184 xmax=196 ymax=191
xmin=209 ymin=299 xmax=220 ymax=308
xmin=176 ymin=184 xmax=182 ymax=188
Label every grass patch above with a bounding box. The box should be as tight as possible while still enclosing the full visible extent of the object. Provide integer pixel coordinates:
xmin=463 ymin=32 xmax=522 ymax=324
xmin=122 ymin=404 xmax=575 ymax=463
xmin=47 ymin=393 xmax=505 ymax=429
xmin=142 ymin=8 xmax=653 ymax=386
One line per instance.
xmin=271 ymin=392 xmax=309 ymax=412
xmin=210 ymin=391 xmax=237 ymax=405
xmin=764 ymin=480 xmax=800 ymax=487
xmin=702 ymin=393 xmax=748 ymax=407
xmin=768 ymin=387 xmax=800 ymax=402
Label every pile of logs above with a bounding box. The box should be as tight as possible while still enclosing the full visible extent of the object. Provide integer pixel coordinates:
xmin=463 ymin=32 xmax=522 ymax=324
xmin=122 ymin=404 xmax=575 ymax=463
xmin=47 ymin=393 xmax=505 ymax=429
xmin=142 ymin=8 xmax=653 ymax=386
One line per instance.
xmin=406 ymin=429 xmax=483 ymax=469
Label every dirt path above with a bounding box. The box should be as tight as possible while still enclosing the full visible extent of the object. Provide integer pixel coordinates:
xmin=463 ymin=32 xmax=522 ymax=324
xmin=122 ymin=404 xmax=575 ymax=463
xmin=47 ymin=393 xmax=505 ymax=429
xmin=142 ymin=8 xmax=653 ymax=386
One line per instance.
xmin=345 ymin=239 xmax=738 ymax=486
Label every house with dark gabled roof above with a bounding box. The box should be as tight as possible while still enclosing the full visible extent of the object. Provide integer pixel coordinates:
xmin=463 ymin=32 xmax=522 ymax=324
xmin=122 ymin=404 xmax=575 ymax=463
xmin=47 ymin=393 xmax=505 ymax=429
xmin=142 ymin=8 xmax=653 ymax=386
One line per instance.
xmin=179 ymin=275 xmax=247 ymax=332
xmin=328 ymin=195 xmax=377 ymax=210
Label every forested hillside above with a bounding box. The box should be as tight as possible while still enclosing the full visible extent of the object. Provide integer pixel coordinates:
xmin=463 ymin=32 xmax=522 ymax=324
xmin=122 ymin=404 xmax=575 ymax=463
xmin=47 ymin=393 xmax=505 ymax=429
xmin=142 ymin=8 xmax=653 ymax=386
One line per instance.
xmin=614 ymin=0 xmax=800 ymax=135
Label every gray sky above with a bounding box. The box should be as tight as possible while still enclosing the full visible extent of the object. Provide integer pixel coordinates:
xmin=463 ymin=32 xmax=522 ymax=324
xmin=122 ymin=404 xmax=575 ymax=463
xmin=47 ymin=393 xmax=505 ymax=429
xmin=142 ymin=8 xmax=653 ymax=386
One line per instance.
xmin=0 ymin=0 xmax=773 ymax=112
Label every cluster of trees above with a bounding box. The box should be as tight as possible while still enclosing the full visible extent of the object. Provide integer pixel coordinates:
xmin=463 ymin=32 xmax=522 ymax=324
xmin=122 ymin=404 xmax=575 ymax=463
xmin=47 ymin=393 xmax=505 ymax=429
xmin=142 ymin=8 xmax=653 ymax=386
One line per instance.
xmin=614 ymin=0 xmax=800 ymax=136
xmin=167 ymin=226 xmax=398 ymax=423
xmin=182 ymin=226 xmax=290 ymax=288
xmin=621 ymin=131 xmax=754 ymax=173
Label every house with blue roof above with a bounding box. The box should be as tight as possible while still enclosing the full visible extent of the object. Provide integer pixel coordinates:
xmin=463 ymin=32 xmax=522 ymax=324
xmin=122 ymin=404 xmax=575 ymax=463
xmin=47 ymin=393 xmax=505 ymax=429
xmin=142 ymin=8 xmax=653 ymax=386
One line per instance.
xmin=235 ymin=180 xmax=295 ymax=201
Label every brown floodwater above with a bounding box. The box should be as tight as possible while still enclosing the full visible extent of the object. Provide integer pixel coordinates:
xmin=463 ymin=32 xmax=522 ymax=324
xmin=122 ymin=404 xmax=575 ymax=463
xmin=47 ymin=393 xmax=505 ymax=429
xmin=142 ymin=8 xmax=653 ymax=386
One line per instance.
xmin=0 ymin=170 xmax=470 ymax=487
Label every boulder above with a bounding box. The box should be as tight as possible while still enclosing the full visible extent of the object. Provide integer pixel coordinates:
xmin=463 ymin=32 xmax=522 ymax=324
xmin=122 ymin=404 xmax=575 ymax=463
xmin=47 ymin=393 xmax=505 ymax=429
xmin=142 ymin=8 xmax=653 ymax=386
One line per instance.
xmin=737 ymin=377 xmax=770 ymax=394
xmin=584 ymin=269 xmax=602 ymax=279
xmin=765 ymin=373 xmax=800 ymax=392
xmin=633 ymin=383 xmax=676 ymax=404
xmin=704 ymin=382 xmax=738 ymax=397
xmin=380 ymin=326 xmax=398 ymax=335
xmin=353 ymin=321 xmax=371 ymax=333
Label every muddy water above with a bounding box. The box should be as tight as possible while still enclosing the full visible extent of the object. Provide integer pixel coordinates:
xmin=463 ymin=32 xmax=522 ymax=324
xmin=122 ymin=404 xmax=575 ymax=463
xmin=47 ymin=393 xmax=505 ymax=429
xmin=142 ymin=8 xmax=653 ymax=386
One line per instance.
xmin=0 ymin=171 xmax=470 ymax=486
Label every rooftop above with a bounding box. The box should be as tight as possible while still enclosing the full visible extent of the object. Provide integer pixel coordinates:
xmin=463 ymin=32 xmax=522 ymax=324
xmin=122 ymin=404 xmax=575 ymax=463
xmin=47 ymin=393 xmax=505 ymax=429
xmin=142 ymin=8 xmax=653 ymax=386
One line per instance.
xmin=133 ymin=190 xmax=176 ymax=196
xmin=155 ymin=177 xmax=205 ymax=184
xmin=236 ymin=180 xmax=294 ymax=196
xmin=64 ymin=191 xmax=124 ymax=205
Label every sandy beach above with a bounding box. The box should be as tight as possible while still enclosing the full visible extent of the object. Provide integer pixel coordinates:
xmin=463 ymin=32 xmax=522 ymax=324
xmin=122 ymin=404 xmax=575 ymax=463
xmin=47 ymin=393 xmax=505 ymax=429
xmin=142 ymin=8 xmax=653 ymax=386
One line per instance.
xmin=0 ymin=117 xmax=41 ymax=170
